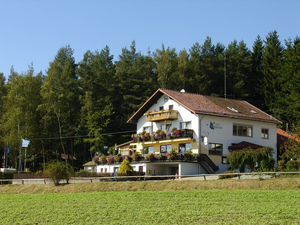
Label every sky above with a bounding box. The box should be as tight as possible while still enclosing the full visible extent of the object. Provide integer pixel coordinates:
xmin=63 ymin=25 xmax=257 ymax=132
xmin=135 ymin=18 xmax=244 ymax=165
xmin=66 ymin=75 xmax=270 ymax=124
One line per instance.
xmin=0 ymin=0 xmax=299 ymax=78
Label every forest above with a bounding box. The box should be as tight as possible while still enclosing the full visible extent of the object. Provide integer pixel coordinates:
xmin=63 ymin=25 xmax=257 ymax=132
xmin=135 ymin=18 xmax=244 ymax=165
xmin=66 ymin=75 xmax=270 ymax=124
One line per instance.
xmin=0 ymin=30 xmax=299 ymax=171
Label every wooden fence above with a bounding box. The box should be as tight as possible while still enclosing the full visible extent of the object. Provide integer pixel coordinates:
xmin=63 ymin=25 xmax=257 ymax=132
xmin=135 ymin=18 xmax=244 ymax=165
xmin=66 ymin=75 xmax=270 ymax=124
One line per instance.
xmin=1 ymin=172 xmax=299 ymax=185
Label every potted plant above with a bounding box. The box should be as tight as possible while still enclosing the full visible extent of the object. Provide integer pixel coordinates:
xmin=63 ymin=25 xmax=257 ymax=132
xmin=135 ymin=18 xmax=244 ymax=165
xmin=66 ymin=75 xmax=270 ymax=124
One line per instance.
xmin=160 ymin=131 xmax=166 ymax=138
xmin=184 ymin=151 xmax=194 ymax=161
xmin=143 ymin=132 xmax=150 ymax=141
xmin=155 ymin=154 xmax=162 ymax=160
xmin=132 ymin=151 xmax=140 ymax=161
xmin=99 ymin=155 xmax=107 ymax=164
xmin=114 ymin=153 xmax=122 ymax=162
xmin=131 ymin=134 xmax=138 ymax=141
xmin=93 ymin=156 xmax=99 ymax=164
xmin=170 ymin=149 xmax=177 ymax=160
xmin=147 ymin=153 xmax=154 ymax=162
xmin=171 ymin=128 xmax=180 ymax=137
xmin=107 ymin=155 xmax=114 ymax=164
xmin=155 ymin=129 xmax=162 ymax=139
xmin=165 ymin=152 xmax=170 ymax=160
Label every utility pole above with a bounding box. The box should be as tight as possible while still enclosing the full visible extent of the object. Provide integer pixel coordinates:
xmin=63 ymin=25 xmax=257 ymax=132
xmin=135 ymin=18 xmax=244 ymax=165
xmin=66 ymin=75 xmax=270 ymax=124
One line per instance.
xmin=224 ymin=52 xmax=226 ymax=99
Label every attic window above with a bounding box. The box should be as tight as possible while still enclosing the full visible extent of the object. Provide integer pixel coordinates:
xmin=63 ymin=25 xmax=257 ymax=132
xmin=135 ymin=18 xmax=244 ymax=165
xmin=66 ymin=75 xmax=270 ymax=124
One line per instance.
xmin=249 ymin=109 xmax=258 ymax=114
xmin=227 ymin=106 xmax=238 ymax=113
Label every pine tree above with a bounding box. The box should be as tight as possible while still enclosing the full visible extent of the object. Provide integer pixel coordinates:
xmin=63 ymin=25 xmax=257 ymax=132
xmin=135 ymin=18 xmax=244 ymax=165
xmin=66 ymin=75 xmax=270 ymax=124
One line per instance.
xmin=261 ymin=31 xmax=283 ymax=112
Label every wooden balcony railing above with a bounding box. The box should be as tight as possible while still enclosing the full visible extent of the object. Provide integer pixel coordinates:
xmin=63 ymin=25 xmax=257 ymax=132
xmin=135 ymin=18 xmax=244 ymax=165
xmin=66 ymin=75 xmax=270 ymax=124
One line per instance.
xmin=144 ymin=110 xmax=179 ymax=122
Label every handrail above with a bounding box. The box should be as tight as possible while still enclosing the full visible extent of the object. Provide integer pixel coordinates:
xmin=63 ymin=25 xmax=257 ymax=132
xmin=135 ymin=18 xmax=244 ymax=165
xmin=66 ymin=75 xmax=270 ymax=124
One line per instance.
xmin=199 ymin=154 xmax=219 ymax=171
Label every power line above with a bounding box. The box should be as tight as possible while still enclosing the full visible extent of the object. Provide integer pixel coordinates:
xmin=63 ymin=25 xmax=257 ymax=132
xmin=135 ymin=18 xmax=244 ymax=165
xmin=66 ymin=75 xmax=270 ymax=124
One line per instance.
xmin=0 ymin=130 xmax=137 ymax=142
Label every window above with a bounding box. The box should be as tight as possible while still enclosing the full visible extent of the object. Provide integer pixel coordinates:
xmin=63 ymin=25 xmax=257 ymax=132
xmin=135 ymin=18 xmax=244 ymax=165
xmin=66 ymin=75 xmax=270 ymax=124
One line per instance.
xmin=233 ymin=124 xmax=252 ymax=137
xmin=261 ymin=128 xmax=269 ymax=139
xmin=180 ymin=121 xmax=191 ymax=129
xmin=178 ymin=143 xmax=191 ymax=153
xmin=148 ymin=146 xmax=154 ymax=154
xmin=169 ymin=105 xmax=173 ymax=110
xmin=161 ymin=123 xmax=172 ymax=131
xmin=209 ymin=143 xmax=223 ymax=155
xmin=159 ymin=106 xmax=164 ymax=111
xmin=143 ymin=126 xmax=151 ymax=133
xmin=160 ymin=144 xmax=172 ymax=153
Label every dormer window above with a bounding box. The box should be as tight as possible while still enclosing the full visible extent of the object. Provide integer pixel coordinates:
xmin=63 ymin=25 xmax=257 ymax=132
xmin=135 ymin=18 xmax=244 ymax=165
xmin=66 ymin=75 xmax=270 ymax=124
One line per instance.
xmin=227 ymin=106 xmax=238 ymax=113
xmin=249 ymin=109 xmax=258 ymax=114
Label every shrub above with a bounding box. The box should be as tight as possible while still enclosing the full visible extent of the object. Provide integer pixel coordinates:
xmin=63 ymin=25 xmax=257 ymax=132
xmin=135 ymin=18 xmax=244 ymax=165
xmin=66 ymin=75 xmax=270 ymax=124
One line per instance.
xmin=118 ymin=160 xmax=133 ymax=174
xmin=45 ymin=161 xmax=73 ymax=186
xmin=286 ymin=160 xmax=300 ymax=171
xmin=277 ymin=160 xmax=286 ymax=171
xmin=260 ymin=157 xmax=275 ymax=171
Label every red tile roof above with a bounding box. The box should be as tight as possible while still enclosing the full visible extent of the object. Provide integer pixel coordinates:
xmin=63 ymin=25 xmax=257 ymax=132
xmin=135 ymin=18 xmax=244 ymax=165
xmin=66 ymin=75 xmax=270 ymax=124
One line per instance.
xmin=127 ymin=89 xmax=281 ymax=124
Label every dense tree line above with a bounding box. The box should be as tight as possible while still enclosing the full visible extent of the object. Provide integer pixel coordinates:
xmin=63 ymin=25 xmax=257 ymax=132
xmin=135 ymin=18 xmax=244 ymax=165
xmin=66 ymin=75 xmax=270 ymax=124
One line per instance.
xmin=0 ymin=30 xmax=299 ymax=171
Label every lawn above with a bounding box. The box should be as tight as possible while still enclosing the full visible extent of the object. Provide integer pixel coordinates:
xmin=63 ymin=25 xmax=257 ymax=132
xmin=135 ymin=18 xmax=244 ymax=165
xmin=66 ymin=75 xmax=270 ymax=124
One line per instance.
xmin=1 ymin=189 xmax=300 ymax=224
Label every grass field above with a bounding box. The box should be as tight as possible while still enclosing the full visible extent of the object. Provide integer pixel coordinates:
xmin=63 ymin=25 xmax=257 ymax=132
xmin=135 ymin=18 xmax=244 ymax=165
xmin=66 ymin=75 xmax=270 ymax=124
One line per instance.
xmin=1 ymin=178 xmax=300 ymax=224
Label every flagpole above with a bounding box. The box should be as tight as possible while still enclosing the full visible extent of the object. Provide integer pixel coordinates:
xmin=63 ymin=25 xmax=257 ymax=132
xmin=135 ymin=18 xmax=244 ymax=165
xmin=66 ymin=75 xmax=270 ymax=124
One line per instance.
xmin=24 ymin=147 xmax=27 ymax=172
xmin=6 ymin=143 xmax=7 ymax=168
xmin=3 ymin=146 xmax=5 ymax=169
xmin=19 ymin=137 xmax=22 ymax=173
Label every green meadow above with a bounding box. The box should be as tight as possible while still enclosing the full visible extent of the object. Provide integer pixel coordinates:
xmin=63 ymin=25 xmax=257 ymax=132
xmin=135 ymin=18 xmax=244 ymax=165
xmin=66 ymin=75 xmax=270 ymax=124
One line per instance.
xmin=1 ymin=178 xmax=300 ymax=224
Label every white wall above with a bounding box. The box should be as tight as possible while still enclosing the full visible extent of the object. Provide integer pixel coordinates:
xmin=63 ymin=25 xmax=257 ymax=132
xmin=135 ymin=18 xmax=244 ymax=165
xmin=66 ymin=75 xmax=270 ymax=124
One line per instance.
xmin=137 ymin=94 xmax=199 ymax=136
xmin=179 ymin=162 xmax=199 ymax=175
xmin=199 ymin=115 xmax=277 ymax=157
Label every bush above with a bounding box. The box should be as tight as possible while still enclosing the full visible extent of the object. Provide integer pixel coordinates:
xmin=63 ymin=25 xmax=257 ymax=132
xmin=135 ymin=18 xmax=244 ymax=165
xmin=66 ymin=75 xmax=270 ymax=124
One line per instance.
xmin=277 ymin=160 xmax=286 ymax=171
xmin=286 ymin=160 xmax=300 ymax=171
xmin=118 ymin=160 xmax=133 ymax=174
xmin=45 ymin=161 xmax=73 ymax=186
xmin=260 ymin=157 xmax=275 ymax=171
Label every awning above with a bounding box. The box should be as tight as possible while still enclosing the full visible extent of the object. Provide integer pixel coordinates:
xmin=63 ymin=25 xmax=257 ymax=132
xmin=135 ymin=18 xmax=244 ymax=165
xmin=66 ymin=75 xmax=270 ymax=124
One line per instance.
xmin=228 ymin=141 xmax=263 ymax=151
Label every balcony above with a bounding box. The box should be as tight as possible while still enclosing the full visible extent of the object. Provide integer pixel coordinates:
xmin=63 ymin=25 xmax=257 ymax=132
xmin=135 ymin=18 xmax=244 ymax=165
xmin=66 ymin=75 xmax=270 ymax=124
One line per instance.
xmin=144 ymin=110 xmax=179 ymax=122
xmin=132 ymin=129 xmax=194 ymax=143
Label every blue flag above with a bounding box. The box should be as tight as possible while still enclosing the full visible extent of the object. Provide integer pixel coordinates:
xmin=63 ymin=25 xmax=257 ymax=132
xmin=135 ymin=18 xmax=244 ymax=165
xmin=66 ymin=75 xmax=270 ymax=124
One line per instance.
xmin=22 ymin=139 xmax=30 ymax=147
xmin=6 ymin=146 xmax=9 ymax=153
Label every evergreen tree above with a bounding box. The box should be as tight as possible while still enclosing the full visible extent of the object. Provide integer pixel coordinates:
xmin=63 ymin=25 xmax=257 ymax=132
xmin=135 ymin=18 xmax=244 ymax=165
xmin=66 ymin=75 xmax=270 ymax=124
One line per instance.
xmin=261 ymin=31 xmax=283 ymax=112
xmin=154 ymin=45 xmax=178 ymax=90
xmin=189 ymin=37 xmax=225 ymax=96
xmin=225 ymin=40 xmax=251 ymax=99
xmin=3 ymin=65 xmax=43 ymax=170
xmin=247 ymin=36 xmax=265 ymax=108
xmin=275 ymin=37 xmax=300 ymax=125
xmin=40 ymin=45 xmax=79 ymax=165
xmin=77 ymin=46 xmax=116 ymax=157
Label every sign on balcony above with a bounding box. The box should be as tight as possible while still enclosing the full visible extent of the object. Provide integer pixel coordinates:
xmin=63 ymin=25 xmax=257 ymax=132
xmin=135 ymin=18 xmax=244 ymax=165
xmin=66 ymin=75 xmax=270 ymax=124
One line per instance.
xmin=144 ymin=110 xmax=179 ymax=122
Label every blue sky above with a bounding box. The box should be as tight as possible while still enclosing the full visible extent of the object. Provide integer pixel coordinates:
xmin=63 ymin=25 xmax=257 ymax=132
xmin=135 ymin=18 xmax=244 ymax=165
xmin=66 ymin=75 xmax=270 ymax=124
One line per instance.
xmin=0 ymin=0 xmax=299 ymax=78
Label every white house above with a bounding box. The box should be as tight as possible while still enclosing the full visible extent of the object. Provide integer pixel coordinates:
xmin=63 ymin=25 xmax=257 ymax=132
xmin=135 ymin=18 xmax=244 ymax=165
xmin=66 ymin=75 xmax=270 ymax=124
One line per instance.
xmin=96 ymin=89 xmax=281 ymax=176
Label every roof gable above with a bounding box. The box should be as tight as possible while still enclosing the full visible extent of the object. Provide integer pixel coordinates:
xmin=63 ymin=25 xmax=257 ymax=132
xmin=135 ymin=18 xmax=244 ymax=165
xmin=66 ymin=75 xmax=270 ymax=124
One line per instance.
xmin=127 ymin=89 xmax=281 ymax=124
